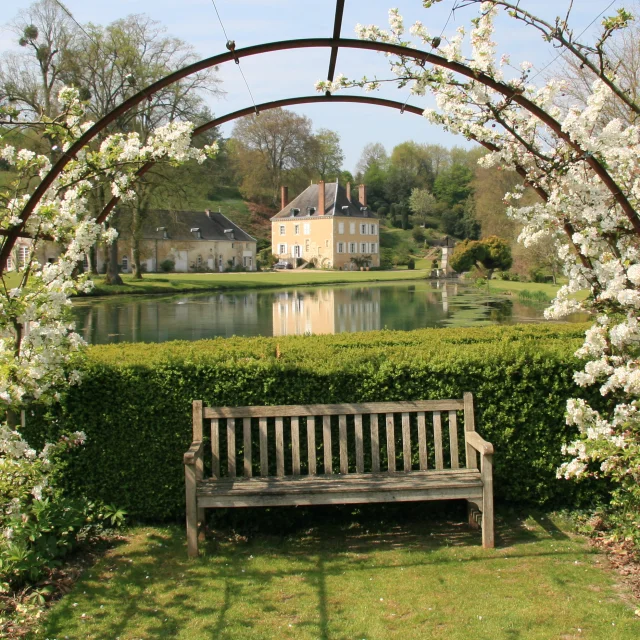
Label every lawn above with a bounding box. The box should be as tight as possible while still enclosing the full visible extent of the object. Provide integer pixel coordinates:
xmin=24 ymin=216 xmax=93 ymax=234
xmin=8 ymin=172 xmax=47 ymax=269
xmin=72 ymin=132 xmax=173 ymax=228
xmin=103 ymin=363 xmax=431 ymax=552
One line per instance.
xmin=37 ymin=507 xmax=638 ymax=640
xmin=86 ymin=269 xmax=430 ymax=296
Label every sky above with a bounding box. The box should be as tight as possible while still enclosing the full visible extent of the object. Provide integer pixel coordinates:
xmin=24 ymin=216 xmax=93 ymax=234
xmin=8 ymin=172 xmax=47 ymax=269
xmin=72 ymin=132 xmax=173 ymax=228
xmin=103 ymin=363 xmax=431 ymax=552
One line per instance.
xmin=0 ymin=0 xmax=630 ymax=174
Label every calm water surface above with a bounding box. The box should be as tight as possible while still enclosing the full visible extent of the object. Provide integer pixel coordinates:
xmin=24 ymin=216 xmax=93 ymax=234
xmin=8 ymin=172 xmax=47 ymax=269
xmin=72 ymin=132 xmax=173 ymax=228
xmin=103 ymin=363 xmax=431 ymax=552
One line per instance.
xmin=72 ymin=281 xmax=581 ymax=345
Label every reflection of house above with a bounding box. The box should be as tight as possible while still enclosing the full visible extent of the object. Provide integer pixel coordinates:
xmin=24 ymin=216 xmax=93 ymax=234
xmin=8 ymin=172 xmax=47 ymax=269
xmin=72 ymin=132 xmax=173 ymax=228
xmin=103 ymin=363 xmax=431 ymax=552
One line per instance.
xmin=273 ymin=288 xmax=381 ymax=336
xmin=271 ymin=181 xmax=380 ymax=269
xmin=99 ymin=210 xmax=257 ymax=273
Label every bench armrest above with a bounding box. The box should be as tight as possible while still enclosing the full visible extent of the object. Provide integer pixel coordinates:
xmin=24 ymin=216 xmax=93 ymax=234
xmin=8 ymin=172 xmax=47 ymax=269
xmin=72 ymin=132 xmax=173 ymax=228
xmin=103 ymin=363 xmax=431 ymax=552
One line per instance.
xmin=184 ymin=440 xmax=204 ymax=465
xmin=465 ymin=431 xmax=494 ymax=456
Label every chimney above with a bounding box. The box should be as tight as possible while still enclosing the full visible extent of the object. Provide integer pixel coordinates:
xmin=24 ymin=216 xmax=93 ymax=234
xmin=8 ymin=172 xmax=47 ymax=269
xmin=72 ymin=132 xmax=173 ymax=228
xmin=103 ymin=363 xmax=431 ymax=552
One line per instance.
xmin=346 ymin=181 xmax=351 ymax=202
xmin=280 ymin=186 xmax=289 ymax=211
xmin=318 ymin=180 xmax=326 ymax=215
xmin=358 ymin=184 xmax=367 ymax=207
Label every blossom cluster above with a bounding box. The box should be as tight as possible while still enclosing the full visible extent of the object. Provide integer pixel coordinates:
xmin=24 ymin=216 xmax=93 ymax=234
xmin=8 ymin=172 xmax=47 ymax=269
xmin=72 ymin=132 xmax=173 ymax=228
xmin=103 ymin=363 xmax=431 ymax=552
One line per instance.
xmin=0 ymin=86 xmax=217 ymax=411
xmin=323 ymin=4 xmax=640 ymax=521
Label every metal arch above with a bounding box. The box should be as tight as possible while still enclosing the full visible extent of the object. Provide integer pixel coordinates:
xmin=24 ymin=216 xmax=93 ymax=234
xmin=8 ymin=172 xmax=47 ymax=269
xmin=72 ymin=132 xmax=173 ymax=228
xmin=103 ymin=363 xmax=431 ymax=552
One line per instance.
xmin=2 ymin=36 xmax=638 ymax=268
xmin=95 ymin=94 xmax=425 ymax=224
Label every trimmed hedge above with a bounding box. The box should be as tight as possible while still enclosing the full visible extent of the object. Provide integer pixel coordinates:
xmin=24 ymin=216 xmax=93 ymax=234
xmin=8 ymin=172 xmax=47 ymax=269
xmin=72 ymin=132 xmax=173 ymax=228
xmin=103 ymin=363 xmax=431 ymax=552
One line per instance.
xmin=25 ymin=323 xmax=607 ymax=521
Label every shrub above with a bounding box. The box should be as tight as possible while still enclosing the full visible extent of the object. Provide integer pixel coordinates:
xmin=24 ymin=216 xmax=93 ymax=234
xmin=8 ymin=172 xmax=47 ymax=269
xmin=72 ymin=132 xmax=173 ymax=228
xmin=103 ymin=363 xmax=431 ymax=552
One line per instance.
xmin=22 ymin=324 xmax=610 ymax=522
xmin=407 ymin=258 xmax=415 ymax=270
xmin=0 ymin=426 xmax=124 ymax=589
xmin=159 ymin=259 xmax=174 ymax=273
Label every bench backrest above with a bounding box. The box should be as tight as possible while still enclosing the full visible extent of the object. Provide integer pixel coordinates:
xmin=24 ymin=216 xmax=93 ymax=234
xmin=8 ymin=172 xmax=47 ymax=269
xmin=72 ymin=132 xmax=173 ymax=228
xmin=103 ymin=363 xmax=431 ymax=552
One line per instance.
xmin=193 ymin=394 xmax=478 ymax=479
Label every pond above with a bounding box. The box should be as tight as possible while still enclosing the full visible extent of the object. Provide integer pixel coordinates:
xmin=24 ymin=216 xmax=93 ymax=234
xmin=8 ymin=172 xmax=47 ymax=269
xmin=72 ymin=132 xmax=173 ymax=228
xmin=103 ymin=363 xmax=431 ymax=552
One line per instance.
xmin=72 ymin=281 xmax=582 ymax=345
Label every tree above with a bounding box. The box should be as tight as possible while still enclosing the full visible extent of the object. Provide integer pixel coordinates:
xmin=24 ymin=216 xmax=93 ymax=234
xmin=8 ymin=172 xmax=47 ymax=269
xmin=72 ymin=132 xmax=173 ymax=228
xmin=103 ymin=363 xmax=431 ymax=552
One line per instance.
xmin=59 ymin=14 xmax=222 ymax=279
xmin=433 ymin=163 xmax=474 ymax=207
xmin=231 ymin=109 xmax=312 ymax=206
xmin=0 ymin=0 xmax=78 ymax=119
xmin=408 ymin=188 xmax=437 ymax=225
xmin=480 ymin=236 xmax=512 ymax=279
xmin=355 ymin=142 xmax=388 ymax=175
xmin=449 ymin=240 xmax=486 ymax=273
xmin=306 ymin=128 xmax=344 ymax=181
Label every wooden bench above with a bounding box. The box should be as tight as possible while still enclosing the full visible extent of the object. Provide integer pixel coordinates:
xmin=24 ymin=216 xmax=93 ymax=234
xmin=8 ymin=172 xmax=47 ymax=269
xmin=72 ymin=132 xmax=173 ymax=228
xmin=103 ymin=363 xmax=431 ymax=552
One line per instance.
xmin=184 ymin=393 xmax=494 ymax=556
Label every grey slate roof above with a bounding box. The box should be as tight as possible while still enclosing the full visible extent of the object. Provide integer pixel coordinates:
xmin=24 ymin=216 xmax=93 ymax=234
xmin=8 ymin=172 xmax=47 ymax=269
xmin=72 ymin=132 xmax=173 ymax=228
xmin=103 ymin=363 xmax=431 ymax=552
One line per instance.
xmin=142 ymin=210 xmax=255 ymax=242
xmin=271 ymin=183 xmax=377 ymax=220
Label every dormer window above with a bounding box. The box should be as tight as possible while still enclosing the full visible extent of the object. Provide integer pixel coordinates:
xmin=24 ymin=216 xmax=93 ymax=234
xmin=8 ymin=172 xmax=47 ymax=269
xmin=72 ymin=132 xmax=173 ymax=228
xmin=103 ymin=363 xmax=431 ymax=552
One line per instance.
xmin=290 ymin=208 xmax=300 ymax=217
xmin=224 ymin=228 xmax=235 ymax=240
xmin=191 ymin=227 xmax=202 ymax=239
xmin=156 ymin=226 xmax=169 ymax=240
xmin=307 ymin=207 xmax=316 ymax=216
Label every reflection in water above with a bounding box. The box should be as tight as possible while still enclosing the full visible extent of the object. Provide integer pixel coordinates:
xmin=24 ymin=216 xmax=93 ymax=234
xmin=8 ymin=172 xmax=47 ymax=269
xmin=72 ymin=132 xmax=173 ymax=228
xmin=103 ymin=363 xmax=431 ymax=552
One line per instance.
xmin=72 ymin=282 xmax=583 ymax=344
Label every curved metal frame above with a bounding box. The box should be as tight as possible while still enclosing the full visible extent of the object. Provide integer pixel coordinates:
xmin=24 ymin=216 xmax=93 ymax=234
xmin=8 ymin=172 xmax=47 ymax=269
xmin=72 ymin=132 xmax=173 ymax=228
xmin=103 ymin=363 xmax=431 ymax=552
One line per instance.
xmin=2 ymin=36 xmax=638 ymax=269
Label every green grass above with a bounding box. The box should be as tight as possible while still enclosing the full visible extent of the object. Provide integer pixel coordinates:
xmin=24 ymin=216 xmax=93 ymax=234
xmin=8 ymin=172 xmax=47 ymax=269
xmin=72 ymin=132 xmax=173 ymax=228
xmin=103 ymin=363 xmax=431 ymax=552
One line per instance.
xmin=37 ymin=508 xmax=639 ymax=639
xmin=85 ymin=269 xmax=430 ymax=296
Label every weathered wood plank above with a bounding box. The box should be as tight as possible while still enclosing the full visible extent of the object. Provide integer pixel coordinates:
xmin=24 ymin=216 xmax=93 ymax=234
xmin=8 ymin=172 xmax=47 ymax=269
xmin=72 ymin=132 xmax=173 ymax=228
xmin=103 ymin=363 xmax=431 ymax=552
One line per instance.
xmin=354 ymin=414 xmax=364 ymax=473
xmin=386 ymin=413 xmax=396 ymax=473
xmin=243 ymin=417 xmax=252 ymax=478
xmin=402 ymin=412 xmax=411 ymax=472
xmin=482 ymin=453 xmax=495 ymax=549
xmin=417 ymin=412 xmax=428 ymax=470
xmin=449 ymin=411 xmax=460 ymax=470
xmin=339 ymin=414 xmax=348 ymax=474
xmin=463 ymin=392 xmax=477 ymax=470
xmin=433 ymin=411 xmax=444 ymax=471
xmin=370 ymin=414 xmax=380 ymax=473
xmin=192 ymin=400 xmax=203 ymax=440
xmin=227 ymin=419 xmax=236 ymax=478
xmin=275 ymin=417 xmax=284 ymax=477
xmin=185 ymin=463 xmax=198 ymax=557
xmin=291 ymin=417 xmax=300 ymax=476
xmin=193 ymin=401 xmax=205 ymax=525
xmin=307 ymin=417 xmax=317 ymax=476
xmin=205 ymin=400 xmax=464 ymax=419
xmin=211 ymin=418 xmax=220 ymax=479
xmin=259 ymin=417 xmax=268 ymax=476
xmin=323 ymin=415 xmax=332 ymax=475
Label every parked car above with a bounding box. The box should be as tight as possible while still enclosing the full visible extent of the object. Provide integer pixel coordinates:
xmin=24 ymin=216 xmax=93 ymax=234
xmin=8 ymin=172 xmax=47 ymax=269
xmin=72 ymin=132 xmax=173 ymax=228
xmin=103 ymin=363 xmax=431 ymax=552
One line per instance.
xmin=274 ymin=261 xmax=293 ymax=270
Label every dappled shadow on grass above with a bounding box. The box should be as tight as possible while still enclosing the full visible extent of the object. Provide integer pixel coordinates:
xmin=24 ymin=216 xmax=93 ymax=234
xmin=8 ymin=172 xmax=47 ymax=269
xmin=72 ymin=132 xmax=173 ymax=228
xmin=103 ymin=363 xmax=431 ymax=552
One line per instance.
xmin=40 ymin=504 xmax=595 ymax=640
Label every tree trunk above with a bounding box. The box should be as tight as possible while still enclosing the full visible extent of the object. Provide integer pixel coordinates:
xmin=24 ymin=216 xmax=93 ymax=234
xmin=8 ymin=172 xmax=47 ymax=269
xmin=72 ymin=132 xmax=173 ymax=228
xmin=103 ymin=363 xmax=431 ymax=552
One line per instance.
xmin=89 ymin=245 xmax=98 ymax=275
xmin=486 ymin=269 xmax=494 ymax=280
xmin=131 ymin=202 xmax=143 ymax=279
xmin=104 ymin=237 xmax=123 ymax=285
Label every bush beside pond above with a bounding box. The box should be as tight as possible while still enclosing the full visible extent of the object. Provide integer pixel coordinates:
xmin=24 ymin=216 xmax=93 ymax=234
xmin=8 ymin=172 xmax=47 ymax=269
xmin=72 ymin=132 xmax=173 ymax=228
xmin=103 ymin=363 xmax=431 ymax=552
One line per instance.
xmin=25 ymin=323 xmax=608 ymax=521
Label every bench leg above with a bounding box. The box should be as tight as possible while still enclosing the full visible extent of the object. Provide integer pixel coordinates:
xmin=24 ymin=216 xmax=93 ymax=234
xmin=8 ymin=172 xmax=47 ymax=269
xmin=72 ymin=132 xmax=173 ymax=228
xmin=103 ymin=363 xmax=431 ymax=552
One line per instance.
xmin=467 ymin=500 xmax=481 ymax=530
xmin=185 ymin=464 xmax=199 ymax=557
xmin=481 ymin=454 xmax=495 ymax=549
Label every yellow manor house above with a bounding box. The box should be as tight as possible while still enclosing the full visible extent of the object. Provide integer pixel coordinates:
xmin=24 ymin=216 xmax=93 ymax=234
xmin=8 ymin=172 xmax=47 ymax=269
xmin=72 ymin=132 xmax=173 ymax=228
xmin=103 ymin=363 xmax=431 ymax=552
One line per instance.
xmin=271 ymin=181 xmax=380 ymax=269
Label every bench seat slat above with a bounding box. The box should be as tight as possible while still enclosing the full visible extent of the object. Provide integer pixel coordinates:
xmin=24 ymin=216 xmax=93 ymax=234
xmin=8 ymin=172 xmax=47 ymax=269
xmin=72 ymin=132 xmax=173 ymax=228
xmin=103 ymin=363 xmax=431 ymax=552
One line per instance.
xmin=204 ymin=400 xmax=464 ymax=419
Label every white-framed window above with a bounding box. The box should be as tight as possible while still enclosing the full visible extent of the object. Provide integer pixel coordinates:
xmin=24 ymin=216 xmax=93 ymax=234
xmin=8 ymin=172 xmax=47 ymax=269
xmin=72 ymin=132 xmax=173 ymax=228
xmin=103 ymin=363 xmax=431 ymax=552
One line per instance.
xmin=231 ymin=243 xmax=235 ymax=248
xmin=243 ymin=256 xmax=253 ymax=268
xmin=293 ymin=245 xmax=302 ymax=258
xmin=337 ymin=242 xmax=344 ymax=253
xmin=294 ymin=224 xmax=300 ymax=235
xmin=197 ymin=255 xmax=203 ymax=268
xmin=279 ymin=225 xmax=286 ymax=236
xmin=305 ymin=239 xmax=310 ymax=252
xmin=360 ymin=243 xmax=367 ymax=253
xmin=349 ymin=242 xmax=356 ymax=254
xmin=370 ymin=224 xmax=377 ymax=235
xmin=17 ymin=245 xmax=29 ymax=268
xmin=350 ymin=223 xmax=355 ymax=234
xmin=121 ymin=255 xmax=129 ymax=272
xmin=338 ymin=222 xmax=344 ymax=234
xmin=304 ymin=223 xmax=310 ymax=235
xmin=278 ymin=243 xmax=287 ymax=254
xmin=370 ymin=243 xmax=378 ymax=254
xmin=83 ymin=254 xmax=89 ymax=271
xmin=360 ymin=223 xmax=367 ymax=234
